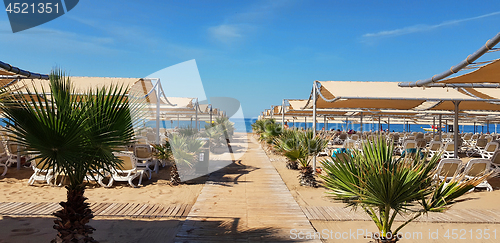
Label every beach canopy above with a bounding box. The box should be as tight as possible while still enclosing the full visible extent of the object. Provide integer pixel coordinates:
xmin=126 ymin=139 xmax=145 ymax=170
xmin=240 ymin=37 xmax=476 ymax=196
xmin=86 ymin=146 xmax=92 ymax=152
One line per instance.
xmin=398 ymin=32 xmax=500 ymax=88
xmin=308 ymin=81 xmax=500 ymax=112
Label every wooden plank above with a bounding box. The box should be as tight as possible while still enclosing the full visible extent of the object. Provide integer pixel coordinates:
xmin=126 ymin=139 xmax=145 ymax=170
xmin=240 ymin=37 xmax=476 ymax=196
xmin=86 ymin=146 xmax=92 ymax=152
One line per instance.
xmin=93 ymin=203 xmax=113 ymax=215
xmin=6 ymin=202 xmax=31 ymax=215
xmin=301 ymin=207 xmax=315 ymax=220
xmin=181 ymin=205 xmax=192 ymax=217
xmin=99 ymin=203 xmax=119 ymax=216
xmin=107 ymin=203 xmax=129 ymax=216
xmin=0 ymin=202 xmax=15 ymax=211
xmin=90 ymin=203 xmax=107 ymax=214
xmin=310 ymin=206 xmax=327 ymax=220
xmin=175 ymin=204 xmax=189 ymax=217
xmin=169 ymin=204 xmax=182 ymax=217
xmin=141 ymin=204 xmax=160 ymax=218
xmin=36 ymin=202 xmax=59 ymax=215
xmin=154 ymin=204 xmax=173 ymax=218
xmin=0 ymin=202 xmax=20 ymax=214
xmin=130 ymin=204 xmax=149 ymax=217
xmin=149 ymin=204 xmax=166 ymax=217
xmin=13 ymin=203 xmax=41 ymax=215
xmin=114 ymin=203 xmax=137 ymax=216
xmin=138 ymin=204 xmax=156 ymax=217
xmin=4 ymin=202 xmax=28 ymax=215
xmin=121 ymin=203 xmax=141 ymax=216
xmin=22 ymin=202 xmax=45 ymax=215
xmin=163 ymin=205 xmax=177 ymax=217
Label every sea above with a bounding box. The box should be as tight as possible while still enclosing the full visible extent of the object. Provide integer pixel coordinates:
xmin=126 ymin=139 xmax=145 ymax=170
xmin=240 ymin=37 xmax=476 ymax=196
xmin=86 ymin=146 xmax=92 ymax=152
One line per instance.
xmin=147 ymin=118 xmax=500 ymax=134
xmin=2 ymin=118 xmax=496 ymax=134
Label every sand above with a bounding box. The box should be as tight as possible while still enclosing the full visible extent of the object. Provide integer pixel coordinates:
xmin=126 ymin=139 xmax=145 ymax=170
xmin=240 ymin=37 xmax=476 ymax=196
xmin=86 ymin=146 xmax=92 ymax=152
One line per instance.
xmin=0 ymin=157 xmax=205 ymax=242
xmin=2 ymin=133 xmax=500 ymax=242
xmin=0 ymin=165 xmax=205 ymax=205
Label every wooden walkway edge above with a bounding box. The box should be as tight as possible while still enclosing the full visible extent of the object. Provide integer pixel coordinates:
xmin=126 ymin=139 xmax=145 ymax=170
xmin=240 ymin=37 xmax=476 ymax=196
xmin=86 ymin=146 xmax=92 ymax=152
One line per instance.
xmin=0 ymin=202 xmax=192 ymax=218
xmin=302 ymin=206 xmax=500 ymax=224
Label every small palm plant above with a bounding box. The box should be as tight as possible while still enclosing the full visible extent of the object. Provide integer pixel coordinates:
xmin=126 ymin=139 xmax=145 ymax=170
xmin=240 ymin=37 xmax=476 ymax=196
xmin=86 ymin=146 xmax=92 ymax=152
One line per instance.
xmin=321 ymin=136 xmax=489 ymax=242
xmin=274 ymin=129 xmax=302 ymax=169
xmin=297 ymin=130 xmax=328 ymax=187
xmin=1 ymin=70 xmax=137 ymax=242
xmin=168 ymin=134 xmax=204 ymax=185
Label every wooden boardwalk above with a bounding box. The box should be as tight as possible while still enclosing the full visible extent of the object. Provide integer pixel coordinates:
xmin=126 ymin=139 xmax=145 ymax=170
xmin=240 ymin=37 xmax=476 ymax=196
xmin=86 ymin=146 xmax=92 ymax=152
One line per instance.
xmin=0 ymin=202 xmax=192 ymax=218
xmin=175 ymin=135 xmax=320 ymax=242
xmin=302 ymin=206 xmax=500 ymax=224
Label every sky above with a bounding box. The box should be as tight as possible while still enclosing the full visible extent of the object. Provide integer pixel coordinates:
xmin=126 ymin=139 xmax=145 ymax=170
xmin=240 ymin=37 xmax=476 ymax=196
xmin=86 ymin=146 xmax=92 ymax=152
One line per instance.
xmin=1 ymin=0 xmax=500 ymax=118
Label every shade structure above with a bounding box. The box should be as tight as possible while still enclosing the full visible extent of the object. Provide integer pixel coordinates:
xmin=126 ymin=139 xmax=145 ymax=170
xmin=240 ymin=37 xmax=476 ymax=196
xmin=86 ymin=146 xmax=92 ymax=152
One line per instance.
xmin=308 ymin=81 xmax=500 ymax=112
xmin=398 ymin=31 xmax=500 ymax=87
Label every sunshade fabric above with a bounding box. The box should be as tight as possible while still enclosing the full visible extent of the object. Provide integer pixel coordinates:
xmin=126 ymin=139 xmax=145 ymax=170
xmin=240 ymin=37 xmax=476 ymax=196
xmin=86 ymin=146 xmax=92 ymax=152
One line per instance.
xmin=313 ymin=81 xmax=500 ymax=112
xmin=440 ymin=59 xmax=500 ymax=84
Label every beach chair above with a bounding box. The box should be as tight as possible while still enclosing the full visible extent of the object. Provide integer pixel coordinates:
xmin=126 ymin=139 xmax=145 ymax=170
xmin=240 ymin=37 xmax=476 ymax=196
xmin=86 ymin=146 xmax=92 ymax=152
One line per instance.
xmin=462 ymin=133 xmax=473 ymax=146
xmin=489 ymin=151 xmax=500 ymax=177
xmin=467 ymin=138 xmax=488 ymax=157
xmin=399 ymin=140 xmax=416 ymax=155
xmin=416 ymin=139 xmax=427 ymax=150
xmin=462 ymin=159 xmax=493 ymax=192
xmin=350 ymin=134 xmax=360 ymax=141
xmin=434 ymin=158 xmax=462 ymax=182
xmin=134 ymin=144 xmax=155 ymax=178
xmin=427 ymin=141 xmax=442 ymax=159
xmin=146 ymin=132 xmax=156 ymax=144
xmin=441 ymin=142 xmax=455 ymax=159
xmin=28 ymin=157 xmax=55 ymax=186
xmin=332 ymin=133 xmax=347 ymax=145
xmin=480 ymin=142 xmax=499 ymax=159
xmin=343 ymin=139 xmax=357 ymax=150
xmin=5 ymin=141 xmax=21 ymax=168
xmin=105 ymin=152 xmax=144 ymax=187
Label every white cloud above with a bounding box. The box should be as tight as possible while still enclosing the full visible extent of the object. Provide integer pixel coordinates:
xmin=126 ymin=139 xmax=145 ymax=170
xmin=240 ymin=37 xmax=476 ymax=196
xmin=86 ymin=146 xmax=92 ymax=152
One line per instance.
xmin=363 ymin=11 xmax=500 ymax=38
xmin=208 ymin=24 xmax=243 ymax=43
xmin=207 ymin=0 xmax=293 ymax=44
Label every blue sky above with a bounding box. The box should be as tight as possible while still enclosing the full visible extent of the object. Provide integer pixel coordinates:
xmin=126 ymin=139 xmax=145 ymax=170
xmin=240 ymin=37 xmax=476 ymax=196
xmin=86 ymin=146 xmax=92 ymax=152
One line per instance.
xmin=1 ymin=0 xmax=500 ymax=118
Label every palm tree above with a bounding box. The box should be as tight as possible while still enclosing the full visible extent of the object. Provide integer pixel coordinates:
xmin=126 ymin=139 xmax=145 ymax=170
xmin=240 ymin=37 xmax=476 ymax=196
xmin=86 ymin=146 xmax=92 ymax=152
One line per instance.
xmin=320 ymin=136 xmax=489 ymax=242
xmin=167 ymin=133 xmax=204 ymax=185
xmin=296 ymin=130 xmax=328 ymax=187
xmin=1 ymin=70 xmax=137 ymax=243
xmin=274 ymin=129 xmax=302 ymax=169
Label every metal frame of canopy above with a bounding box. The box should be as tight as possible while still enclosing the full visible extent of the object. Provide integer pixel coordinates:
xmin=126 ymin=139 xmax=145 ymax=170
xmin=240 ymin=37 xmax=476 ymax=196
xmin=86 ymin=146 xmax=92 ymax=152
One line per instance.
xmin=302 ymin=80 xmax=500 ymax=171
xmin=398 ymin=32 xmax=500 ymax=88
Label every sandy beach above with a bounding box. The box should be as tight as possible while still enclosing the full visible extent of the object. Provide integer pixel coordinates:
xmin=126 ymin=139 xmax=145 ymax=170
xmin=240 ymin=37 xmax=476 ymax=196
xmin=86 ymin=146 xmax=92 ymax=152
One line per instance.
xmin=1 ymin=133 xmax=500 ymax=242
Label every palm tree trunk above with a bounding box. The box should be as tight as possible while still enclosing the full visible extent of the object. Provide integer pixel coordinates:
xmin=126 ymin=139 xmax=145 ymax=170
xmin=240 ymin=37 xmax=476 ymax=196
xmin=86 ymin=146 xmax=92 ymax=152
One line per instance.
xmin=52 ymin=186 xmax=96 ymax=243
xmin=286 ymin=160 xmax=298 ymax=170
xmin=299 ymin=166 xmax=317 ymax=187
xmin=170 ymin=164 xmax=181 ymax=185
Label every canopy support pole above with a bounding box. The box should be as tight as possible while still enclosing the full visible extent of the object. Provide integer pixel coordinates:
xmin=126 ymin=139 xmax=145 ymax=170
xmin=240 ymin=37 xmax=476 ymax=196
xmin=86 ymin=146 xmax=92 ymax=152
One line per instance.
xmin=439 ymin=115 xmax=442 ymax=141
xmin=378 ymin=116 xmax=381 ymax=133
xmin=304 ymin=117 xmax=307 ymax=129
xmin=312 ymin=81 xmax=317 ymax=174
xmin=282 ymin=99 xmax=285 ymax=129
xmin=487 ymin=120 xmax=490 ymax=133
xmin=195 ymin=98 xmax=199 ymax=131
xmin=155 ymin=79 xmax=161 ymax=144
xmin=360 ymin=112 xmax=363 ymax=133
xmin=453 ymin=101 xmax=461 ymax=158
xmin=210 ymin=105 xmax=213 ymax=125
xmin=433 ymin=116 xmax=436 ymax=136
xmin=323 ymin=116 xmax=326 ymax=131
xmin=388 ymin=117 xmax=390 ymax=132
xmin=403 ymin=117 xmax=406 ymax=133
